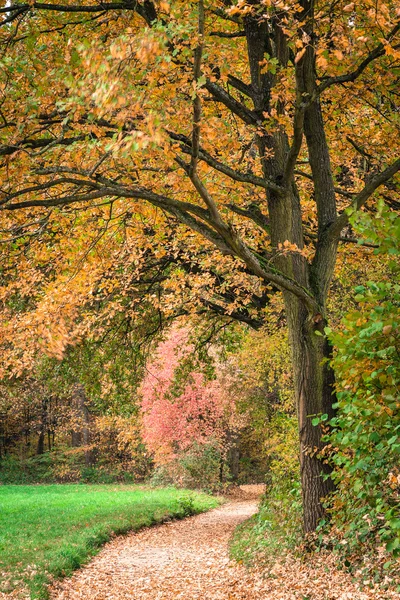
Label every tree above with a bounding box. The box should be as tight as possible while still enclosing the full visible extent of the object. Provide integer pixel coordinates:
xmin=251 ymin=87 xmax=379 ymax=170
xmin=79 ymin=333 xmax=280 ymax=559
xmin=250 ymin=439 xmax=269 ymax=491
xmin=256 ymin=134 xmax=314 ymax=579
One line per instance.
xmin=140 ymin=325 xmax=241 ymax=467
xmin=0 ymin=0 xmax=399 ymax=531
xmin=0 ymin=332 xmax=152 ymax=482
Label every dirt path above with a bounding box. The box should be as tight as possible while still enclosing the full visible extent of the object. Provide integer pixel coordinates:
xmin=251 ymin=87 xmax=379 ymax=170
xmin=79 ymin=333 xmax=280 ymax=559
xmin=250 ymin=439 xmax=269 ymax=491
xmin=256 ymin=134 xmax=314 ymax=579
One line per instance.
xmin=50 ymin=486 xmax=398 ymax=600
xmin=51 ymin=491 xmax=262 ymax=600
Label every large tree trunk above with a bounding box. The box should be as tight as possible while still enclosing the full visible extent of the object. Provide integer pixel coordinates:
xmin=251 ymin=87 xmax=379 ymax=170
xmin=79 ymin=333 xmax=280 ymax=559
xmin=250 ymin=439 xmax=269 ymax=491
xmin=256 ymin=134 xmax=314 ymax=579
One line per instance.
xmin=286 ymin=297 xmax=336 ymax=532
xmin=243 ymin=5 xmax=338 ymax=531
xmin=265 ymin=180 xmax=336 ymax=531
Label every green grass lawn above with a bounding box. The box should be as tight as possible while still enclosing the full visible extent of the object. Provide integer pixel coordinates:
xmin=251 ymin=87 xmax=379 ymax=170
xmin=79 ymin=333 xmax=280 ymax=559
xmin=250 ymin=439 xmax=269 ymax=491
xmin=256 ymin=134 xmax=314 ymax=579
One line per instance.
xmin=0 ymin=484 xmax=219 ymax=599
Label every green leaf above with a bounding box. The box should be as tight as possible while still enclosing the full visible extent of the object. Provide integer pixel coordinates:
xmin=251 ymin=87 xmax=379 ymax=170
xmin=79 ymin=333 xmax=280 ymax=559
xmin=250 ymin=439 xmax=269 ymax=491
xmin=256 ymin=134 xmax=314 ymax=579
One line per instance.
xmin=386 ymin=538 xmax=400 ymax=552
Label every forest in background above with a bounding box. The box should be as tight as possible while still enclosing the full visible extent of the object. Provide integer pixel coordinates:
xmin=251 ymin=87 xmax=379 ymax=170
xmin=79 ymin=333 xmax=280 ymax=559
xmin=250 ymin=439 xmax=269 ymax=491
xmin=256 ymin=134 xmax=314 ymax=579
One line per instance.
xmin=0 ymin=0 xmax=399 ymax=591
xmin=1 ymin=204 xmax=399 ymax=584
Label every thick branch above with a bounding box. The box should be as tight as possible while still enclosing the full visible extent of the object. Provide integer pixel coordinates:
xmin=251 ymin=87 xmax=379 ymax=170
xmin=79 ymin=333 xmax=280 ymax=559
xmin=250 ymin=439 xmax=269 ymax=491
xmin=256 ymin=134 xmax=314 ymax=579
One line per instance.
xmin=204 ymin=80 xmax=259 ymax=125
xmin=318 ymin=20 xmax=400 ymax=94
xmin=0 ymin=135 xmax=86 ymax=157
xmin=209 ymin=7 xmax=241 ymax=24
xmin=190 ymin=0 xmax=205 ymax=175
xmin=0 ymin=177 xmax=100 ymax=203
xmin=226 ymin=203 xmax=270 ymax=233
xmin=200 ymin=298 xmax=262 ymax=329
xmin=2 ymin=170 xmax=318 ymax=309
xmin=1 ymin=1 xmax=157 ymax=25
xmin=227 ymin=74 xmax=254 ymax=98
xmin=1 ymin=2 xmax=136 ymax=12
xmin=324 ymin=158 xmax=400 ymax=243
xmin=283 ymin=99 xmax=305 ymax=186
xmin=210 ymin=30 xmax=245 ymax=39
xmin=168 ymin=131 xmax=283 ymax=193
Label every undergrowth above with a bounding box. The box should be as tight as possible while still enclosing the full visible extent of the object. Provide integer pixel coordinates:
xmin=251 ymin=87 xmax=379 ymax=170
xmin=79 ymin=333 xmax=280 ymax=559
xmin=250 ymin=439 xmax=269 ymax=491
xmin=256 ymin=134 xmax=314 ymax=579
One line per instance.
xmin=230 ymin=476 xmax=302 ymax=568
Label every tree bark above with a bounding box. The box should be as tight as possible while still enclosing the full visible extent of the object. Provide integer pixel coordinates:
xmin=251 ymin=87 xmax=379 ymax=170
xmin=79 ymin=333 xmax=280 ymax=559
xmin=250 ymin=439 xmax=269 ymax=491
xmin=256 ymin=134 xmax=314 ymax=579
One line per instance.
xmin=285 ymin=296 xmax=336 ymax=532
xmin=71 ymin=384 xmax=93 ymax=466
xmin=244 ymin=3 xmax=338 ymax=531
xmin=36 ymin=398 xmax=48 ymax=455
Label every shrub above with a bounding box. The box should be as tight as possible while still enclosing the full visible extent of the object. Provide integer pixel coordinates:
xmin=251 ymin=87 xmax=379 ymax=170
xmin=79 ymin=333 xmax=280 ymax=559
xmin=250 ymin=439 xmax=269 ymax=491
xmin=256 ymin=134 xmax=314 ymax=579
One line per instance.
xmin=230 ymin=469 xmax=302 ymax=568
xmin=0 ymin=454 xmax=54 ymax=484
xmin=320 ymin=203 xmax=400 ymax=577
xmin=150 ymin=442 xmax=228 ymax=492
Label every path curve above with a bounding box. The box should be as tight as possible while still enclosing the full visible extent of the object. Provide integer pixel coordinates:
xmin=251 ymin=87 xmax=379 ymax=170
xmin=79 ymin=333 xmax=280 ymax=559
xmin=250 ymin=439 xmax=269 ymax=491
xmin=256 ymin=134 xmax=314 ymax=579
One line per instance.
xmin=50 ymin=485 xmax=398 ymax=600
xmin=51 ymin=492 xmax=262 ymax=600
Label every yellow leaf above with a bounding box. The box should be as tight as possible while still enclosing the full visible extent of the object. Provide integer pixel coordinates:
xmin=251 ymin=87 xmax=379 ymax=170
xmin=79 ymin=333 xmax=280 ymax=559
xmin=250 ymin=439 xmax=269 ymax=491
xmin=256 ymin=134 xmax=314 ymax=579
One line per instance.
xmin=295 ymin=48 xmax=306 ymax=64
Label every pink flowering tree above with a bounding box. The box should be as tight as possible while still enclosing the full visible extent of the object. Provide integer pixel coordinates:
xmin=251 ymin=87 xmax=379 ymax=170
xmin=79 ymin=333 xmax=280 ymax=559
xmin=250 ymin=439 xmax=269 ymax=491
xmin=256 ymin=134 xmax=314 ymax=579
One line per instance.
xmin=140 ymin=326 xmax=242 ymax=476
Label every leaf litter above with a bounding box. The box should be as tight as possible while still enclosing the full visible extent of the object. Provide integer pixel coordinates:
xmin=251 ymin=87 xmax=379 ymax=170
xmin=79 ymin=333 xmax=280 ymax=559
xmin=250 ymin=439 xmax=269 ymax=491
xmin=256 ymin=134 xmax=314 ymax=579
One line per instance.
xmin=48 ymin=486 xmax=398 ymax=600
xmin=2 ymin=486 xmax=398 ymax=600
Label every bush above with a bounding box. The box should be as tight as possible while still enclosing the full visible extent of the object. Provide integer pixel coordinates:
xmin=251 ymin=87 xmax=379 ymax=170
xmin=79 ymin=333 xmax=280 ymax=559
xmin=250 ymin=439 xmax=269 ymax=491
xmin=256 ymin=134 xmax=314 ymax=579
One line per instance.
xmin=230 ymin=410 xmax=301 ymax=567
xmin=150 ymin=442 xmax=228 ymax=492
xmin=176 ymin=492 xmax=196 ymax=517
xmin=0 ymin=451 xmax=140 ymax=485
xmin=230 ymin=472 xmax=302 ymax=568
xmin=0 ymin=454 xmax=54 ymax=484
xmin=320 ymin=203 xmax=400 ymax=577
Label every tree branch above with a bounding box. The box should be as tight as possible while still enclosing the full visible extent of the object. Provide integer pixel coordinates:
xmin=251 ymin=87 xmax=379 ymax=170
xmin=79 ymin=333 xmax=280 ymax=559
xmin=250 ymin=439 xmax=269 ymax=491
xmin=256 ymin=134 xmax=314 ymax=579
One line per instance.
xmin=190 ymin=0 xmax=205 ymax=176
xmin=168 ymin=131 xmax=283 ymax=193
xmin=283 ymin=98 xmax=305 ymax=186
xmin=294 ymin=169 xmax=354 ymax=198
xmin=0 ymin=135 xmax=87 ymax=157
xmin=204 ymin=80 xmax=259 ymax=125
xmin=227 ymin=74 xmax=254 ymax=98
xmin=199 ymin=298 xmax=262 ymax=329
xmin=226 ymin=203 xmax=270 ymax=233
xmin=210 ymin=30 xmax=245 ymax=38
xmin=318 ymin=20 xmax=400 ymax=94
xmin=324 ymin=157 xmax=400 ymax=243
xmin=1 ymin=1 xmax=158 ymax=25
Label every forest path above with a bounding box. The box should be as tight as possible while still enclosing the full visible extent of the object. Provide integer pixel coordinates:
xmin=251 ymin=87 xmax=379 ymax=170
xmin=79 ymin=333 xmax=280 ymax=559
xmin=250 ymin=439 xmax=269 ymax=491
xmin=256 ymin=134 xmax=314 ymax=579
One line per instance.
xmin=50 ymin=485 xmax=393 ymax=600
xmin=51 ymin=485 xmax=266 ymax=600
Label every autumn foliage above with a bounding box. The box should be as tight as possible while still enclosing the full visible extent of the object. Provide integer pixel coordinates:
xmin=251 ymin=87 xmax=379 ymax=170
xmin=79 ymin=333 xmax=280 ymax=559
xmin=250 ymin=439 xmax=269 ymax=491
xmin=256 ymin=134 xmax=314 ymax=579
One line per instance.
xmin=140 ymin=325 xmax=246 ymax=486
xmin=0 ymin=0 xmax=399 ymax=535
